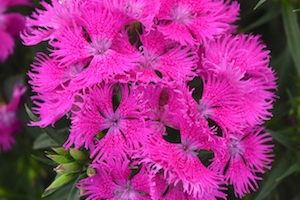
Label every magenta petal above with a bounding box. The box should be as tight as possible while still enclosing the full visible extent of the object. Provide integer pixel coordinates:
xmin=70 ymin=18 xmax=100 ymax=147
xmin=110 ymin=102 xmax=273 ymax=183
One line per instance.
xmin=0 ymin=83 xmax=26 ymax=152
xmin=0 ymin=0 xmax=31 ymax=9
xmin=6 ymin=83 xmax=27 ymax=111
xmin=2 ymin=13 xmax=25 ymax=36
xmin=0 ymin=29 xmax=14 ymax=62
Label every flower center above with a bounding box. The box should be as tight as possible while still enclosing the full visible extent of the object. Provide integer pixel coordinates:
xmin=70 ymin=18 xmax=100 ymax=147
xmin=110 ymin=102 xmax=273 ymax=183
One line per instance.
xmin=139 ymin=49 xmax=158 ymax=69
xmin=178 ymin=139 xmax=198 ymax=156
xmin=114 ymin=180 xmax=138 ymax=200
xmin=124 ymin=1 xmax=144 ymax=18
xmin=228 ymin=137 xmax=244 ymax=158
xmin=107 ymin=113 xmax=121 ymax=127
xmin=171 ymin=4 xmax=194 ymax=24
xmin=197 ymin=100 xmax=212 ymax=119
xmin=0 ymin=110 xmax=16 ymax=127
xmin=90 ymin=38 xmax=112 ymax=55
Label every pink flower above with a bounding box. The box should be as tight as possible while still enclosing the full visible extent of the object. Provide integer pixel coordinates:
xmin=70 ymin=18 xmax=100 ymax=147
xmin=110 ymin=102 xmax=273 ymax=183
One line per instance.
xmin=21 ymin=0 xmax=83 ymax=45
xmin=28 ymin=53 xmax=84 ymax=127
xmin=0 ymin=83 xmax=26 ymax=152
xmin=196 ymin=73 xmax=247 ymax=134
xmin=0 ymin=0 xmax=31 ymax=62
xmin=48 ymin=3 xmax=140 ymax=87
xmin=130 ymin=29 xmax=198 ymax=84
xmin=138 ymin=121 xmax=227 ymax=199
xmin=209 ymin=126 xmax=274 ymax=198
xmin=103 ymin=0 xmax=161 ymax=31
xmin=131 ymin=83 xmax=194 ymax=136
xmin=156 ymin=0 xmax=240 ymax=45
xmin=200 ymin=34 xmax=277 ymax=127
xmin=65 ymin=82 xmax=150 ymax=162
xmin=77 ymin=157 xmax=151 ymax=200
xmin=150 ymin=173 xmax=197 ymax=200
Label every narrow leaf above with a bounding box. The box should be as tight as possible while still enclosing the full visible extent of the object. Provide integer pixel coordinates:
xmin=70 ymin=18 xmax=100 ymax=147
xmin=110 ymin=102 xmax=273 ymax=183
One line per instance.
xmin=25 ymin=104 xmax=68 ymax=145
xmin=33 ymin=133 xmax=58 ymax=150
xmin=276 ymin=162 xmax=300 ymax=181
xmin=254 ymin=0 xmax=268 ymax=10
xmin=25 ymin=103 xmax=39 ymax=121
xmin=243 ymin=7 xmax=280 ymax=32
xmin=43 ymin=174 xmax=76 ymax=197
xmin=282 ymin=2 xmax=300 ymax=75
xmin=67 ymin=175 xmax=82 ymax=200
xmin=254 ymin=152 xmax=293 ymax=200
xmin=42 ymin=127 xmax=68 ymax=147
xmin=42 ymin=177 xmax=78 ymax=200
xmin=266 ymin=128 xmax=300 ymax=150
xmin=31 ymin=154 xmax=56 ymax=166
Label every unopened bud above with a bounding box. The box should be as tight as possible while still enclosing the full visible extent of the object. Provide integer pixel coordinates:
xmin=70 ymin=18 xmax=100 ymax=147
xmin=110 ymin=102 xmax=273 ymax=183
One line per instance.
xmin=69 ymin=148 xmax=87 ymax=162
xmin=44 ymin=173 xmax=76 ymax=194
xmin=52 ymin=147 xmax=69 ymax=155
xmin=46 ymin=154 xmax=73 ymax=164
xmin=54 ymin=162 xmax=81 ymax=174
xmin=86 ymin=167 xmax=96 ymax=177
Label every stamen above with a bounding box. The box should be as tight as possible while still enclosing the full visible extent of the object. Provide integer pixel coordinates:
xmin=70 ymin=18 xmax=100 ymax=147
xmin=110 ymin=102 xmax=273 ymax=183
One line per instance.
xmin=90 ymin=38 xmax=112 ymax=55
xmin=228 ymin=137 xmax=244 ymax=158
xmin=171 ymin=4 xmax=195 ymax=24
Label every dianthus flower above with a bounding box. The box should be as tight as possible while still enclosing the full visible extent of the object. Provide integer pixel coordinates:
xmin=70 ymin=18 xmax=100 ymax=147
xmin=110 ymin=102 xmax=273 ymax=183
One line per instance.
xmin=156 ymin=0 xmax=240 ymax=45
xmin=20 ymin=0 xmax=87 ymax=45
xmin=102 ymin=0 xmax=161 ymax=31
xmin=209 ymin=126 xmax=274 ymax=198
xmin=65 ymin=82 xmax=150 ymax=162
xmin=150 ymin=173 xmax=197 ymax=200
xmin=136 ymin=112 xmax=227 ymax=199
xmin=48 ymin=3 xmax=141 ymax=87
xmin=28 ymin=53 xmax=84 ymax=127
xmin=130 ymin=29 xmax=198 ymax=84
xmin=77 ymin=157 xmax=151 ymax=200
xmin=0 ymin=83 xmax=26 ymax=152
xmin=196 ymin=72 xmax=247 ymax=134
xmin=0 ymin=0 xmax=31 ymax=62
xmin=200 ymin=34 xmax=277 ymax=127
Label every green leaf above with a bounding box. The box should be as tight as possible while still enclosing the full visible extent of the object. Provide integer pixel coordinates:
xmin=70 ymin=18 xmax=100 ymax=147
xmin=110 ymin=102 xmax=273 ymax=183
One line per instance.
xmin=267 ymin=128 xmax=300 ymax=150
xmin=242 ymin=6 xmax=281 ymax=33
xmin=42 ymin=127 xmax=68 ymax=147
xmin=282 ymin=2 xmax=300 ymax=75
xmin=254 ymin=0 xmax=268 ymax=10
xmin=31 ymin=154 xmax=57 ymax=166
xmin=276 ymin=161 xmax=300 ymax=181
xmin=42 ymin=175 xmax=78 ymax=200
xmin=43 ymin=173 xmax=77 ymax=197
xmin=254 ymin=152 xmax=293 ymax=200
xmin=33 ymin=133 xmax=59 ymax=150
xmin=25 ymin=103 xmax=39 ymax=121
xmin=293 ymin=9 xmax=300 ymax=13
xmin=25 ymin=104 xmax=68 ymax=146
xmin=67 ymin=175 xmax=82 ymax=200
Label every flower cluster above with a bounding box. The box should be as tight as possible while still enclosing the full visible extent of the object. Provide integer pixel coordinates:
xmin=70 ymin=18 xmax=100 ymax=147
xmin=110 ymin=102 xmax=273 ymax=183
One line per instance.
xmin=23 ymin=0 xmax=277 ymax=199
xmin=0 ymin=0 xmax=31 ymax=62
xmin=0 ymin=83 xmax=26 ymax=152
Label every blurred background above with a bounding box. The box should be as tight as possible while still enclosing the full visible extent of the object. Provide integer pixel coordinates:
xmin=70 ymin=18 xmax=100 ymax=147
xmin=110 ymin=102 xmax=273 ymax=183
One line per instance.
xmin=1 ymin=0 xmax=300 ymax=199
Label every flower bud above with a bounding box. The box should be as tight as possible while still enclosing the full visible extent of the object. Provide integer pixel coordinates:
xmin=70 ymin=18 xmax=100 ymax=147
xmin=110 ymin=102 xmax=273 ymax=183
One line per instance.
xmin=86 ymin=167 xmax=96 ymax=177
xmin=46 ymin=154 xmax=73 ymax=164
xmin=69 ymin=148 xmax=87 ymax=162
xmin=44 ymin=173 xmax=76 ymax=194
xmin=54 ymin=162 xmax=81 ymax=174
xmin=52 ymin=147 xmax=69 ymax=155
